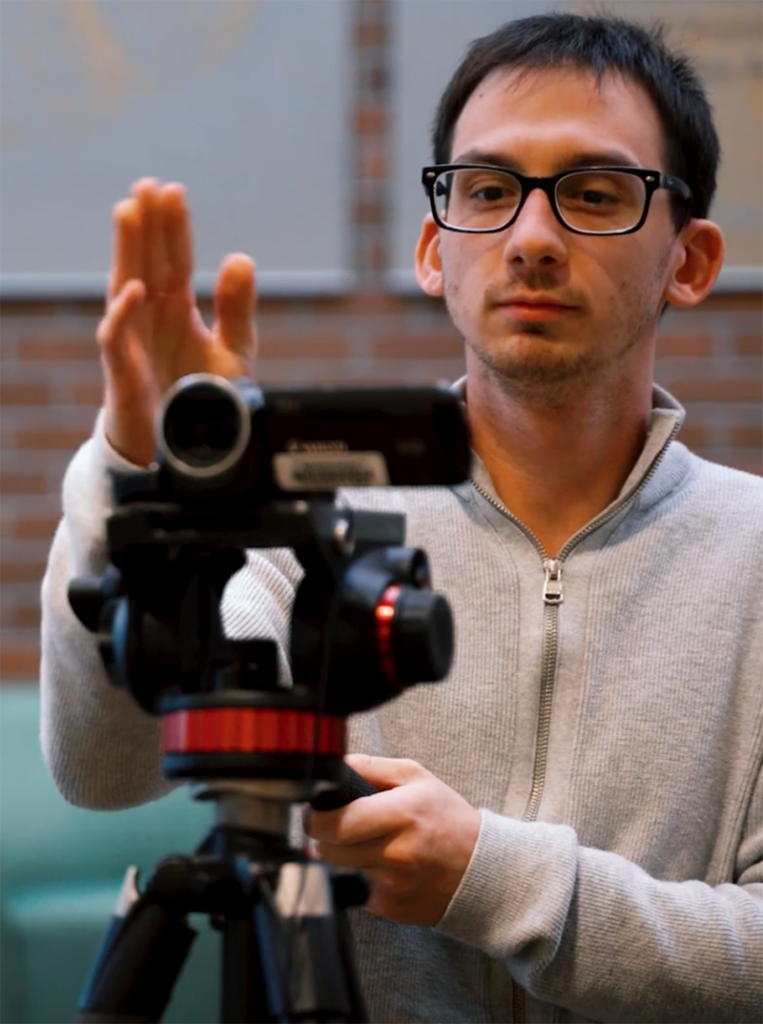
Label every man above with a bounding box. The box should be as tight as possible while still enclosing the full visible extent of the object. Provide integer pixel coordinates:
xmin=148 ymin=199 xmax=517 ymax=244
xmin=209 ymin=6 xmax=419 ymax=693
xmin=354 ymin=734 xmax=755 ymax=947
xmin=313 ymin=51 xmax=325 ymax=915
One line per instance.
xmin=41 ymin=13 xmax=762 ymax=1023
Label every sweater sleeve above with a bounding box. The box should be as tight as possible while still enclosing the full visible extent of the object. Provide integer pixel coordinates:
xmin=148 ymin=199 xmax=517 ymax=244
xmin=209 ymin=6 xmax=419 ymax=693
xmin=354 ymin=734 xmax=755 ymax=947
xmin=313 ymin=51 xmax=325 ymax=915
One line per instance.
xmin=40 ymin=412 xmax=302 ymax=810
xmin=437 ymin=788 xmax=763 ymax=1023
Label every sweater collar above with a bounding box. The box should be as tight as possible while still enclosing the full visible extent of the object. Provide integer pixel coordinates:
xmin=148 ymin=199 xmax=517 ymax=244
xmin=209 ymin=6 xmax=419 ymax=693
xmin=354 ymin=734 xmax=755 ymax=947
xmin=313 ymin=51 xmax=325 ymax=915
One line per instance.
xmin=616 ymin=383 xmax=684 ymax=501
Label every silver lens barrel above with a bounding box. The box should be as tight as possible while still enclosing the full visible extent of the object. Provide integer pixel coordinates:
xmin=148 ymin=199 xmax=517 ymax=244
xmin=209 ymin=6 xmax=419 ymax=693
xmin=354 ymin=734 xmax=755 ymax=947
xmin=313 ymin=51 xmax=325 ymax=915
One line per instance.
xmin=158 ymin=374 xmax=251 ymax=480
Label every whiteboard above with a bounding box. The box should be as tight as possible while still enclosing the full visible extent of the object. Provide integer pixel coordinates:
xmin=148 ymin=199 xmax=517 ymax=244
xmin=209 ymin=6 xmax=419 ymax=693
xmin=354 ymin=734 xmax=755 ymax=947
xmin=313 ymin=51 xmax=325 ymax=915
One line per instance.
xmin=0 ymin=0 xmax=353 ymax=296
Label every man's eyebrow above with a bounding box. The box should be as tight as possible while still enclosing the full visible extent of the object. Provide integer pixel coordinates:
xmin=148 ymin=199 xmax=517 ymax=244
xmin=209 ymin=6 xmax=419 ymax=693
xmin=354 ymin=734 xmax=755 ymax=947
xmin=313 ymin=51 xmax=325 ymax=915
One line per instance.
xmin=563 ymin=151 xmax=642 ymax=170
xmin=449 ymin=149 xmax=517 ymax=169
xmin=449 ymin=148 xmax=643 ymax=172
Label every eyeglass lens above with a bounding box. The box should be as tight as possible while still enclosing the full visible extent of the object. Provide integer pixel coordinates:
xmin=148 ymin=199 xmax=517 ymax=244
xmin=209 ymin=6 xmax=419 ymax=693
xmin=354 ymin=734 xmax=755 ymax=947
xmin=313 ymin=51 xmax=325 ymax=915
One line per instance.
xmin=434 ymin=168 xmax=648 ymax=233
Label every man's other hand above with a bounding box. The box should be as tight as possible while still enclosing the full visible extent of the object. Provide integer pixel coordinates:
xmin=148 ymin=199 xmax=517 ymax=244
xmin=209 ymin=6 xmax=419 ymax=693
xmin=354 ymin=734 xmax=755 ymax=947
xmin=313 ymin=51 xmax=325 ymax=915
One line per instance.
xmin=304 ymin=754 xmax=480 ymax=926
xmin=97 ymin=177 xmax=257 ymax=466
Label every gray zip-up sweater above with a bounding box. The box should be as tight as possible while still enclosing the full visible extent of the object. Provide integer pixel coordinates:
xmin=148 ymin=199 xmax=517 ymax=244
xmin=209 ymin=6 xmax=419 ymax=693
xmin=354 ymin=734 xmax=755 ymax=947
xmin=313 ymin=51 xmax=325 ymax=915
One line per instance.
xmin=40 ymin=385 xmax=763 ymax=1023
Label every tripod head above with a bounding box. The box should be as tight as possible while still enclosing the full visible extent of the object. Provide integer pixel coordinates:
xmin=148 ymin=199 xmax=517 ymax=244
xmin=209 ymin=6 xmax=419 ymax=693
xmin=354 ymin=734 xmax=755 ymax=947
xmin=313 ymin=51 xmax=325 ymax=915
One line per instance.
xmin=69 ymin=375 xmax=471 ymax=801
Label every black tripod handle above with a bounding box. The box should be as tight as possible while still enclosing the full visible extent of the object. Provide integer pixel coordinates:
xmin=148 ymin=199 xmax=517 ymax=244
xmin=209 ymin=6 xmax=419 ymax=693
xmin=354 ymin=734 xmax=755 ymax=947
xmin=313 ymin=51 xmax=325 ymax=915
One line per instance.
xmin=310 ymin=764 xmax=378 ymax=811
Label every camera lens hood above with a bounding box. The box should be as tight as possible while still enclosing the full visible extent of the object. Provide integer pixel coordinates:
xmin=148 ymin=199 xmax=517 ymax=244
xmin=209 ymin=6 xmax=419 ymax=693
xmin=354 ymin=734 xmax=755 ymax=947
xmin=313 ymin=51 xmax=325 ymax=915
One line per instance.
xmin=158 ymin=373 xmax=251 ymax=480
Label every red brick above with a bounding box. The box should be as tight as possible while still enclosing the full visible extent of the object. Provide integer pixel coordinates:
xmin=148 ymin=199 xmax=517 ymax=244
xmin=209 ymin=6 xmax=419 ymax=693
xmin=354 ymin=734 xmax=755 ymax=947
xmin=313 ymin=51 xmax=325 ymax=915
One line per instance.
xmin=364 ymin=65 xmax=388 ymax=93
xmin=0 ymin=472 xmax=48 ymax=494
xmin=668 ymin=379 xmax=763 ymax=402
xmin=373 ymin=334 xmax=465 ymax=359
xmin=0 ymin=647 xmax=40 ymax=680
xmin=1 ymin=606 xmax=41 ymax=630
xmin=72 ymin=381 xmax=105 ymax=405
xmin=369 ymin=242 xmax=388 ymax=272
xmin=677 ymin=424 xmax=711 ymax=447
xmin=348 ymin=291 xmax=410 ymax=315
xmin=1 ymin=515 xmax=60 ymax=540
xmin=355 ymin=20 xmax=387 ymax=47
xmin=354 ymin=106 xmax=387 ymax=135
xmin=354 ymin=199 xmax=386 ymax=224
xmin=258 ymin=335 xmax=350 ymax=360
xmin=13 ymin=427 xmax=91 ymax=451
xmin=0 ymin=560 xmax=47 ymax=584
xmin=0 ymin=382 xmax=51 ymax=405
xmin=729 ymin=426 xmax=763 ymax=447
xmin=734 ymin=334 xmax=762 ymax=356
xmin=254 ymin=297 xmax=297 ymax=317
xmin=17 ymin=337 xmax=98 ymax=361
xmin=359 ymin=152 xmax=389 ymax=181
xmin=364 ymin=360 xmax=466 ymax=384
xmin=657 ymin=334 xmax=714 ymax=357
xmin=701 ymin=294 xmax=763 ymax=313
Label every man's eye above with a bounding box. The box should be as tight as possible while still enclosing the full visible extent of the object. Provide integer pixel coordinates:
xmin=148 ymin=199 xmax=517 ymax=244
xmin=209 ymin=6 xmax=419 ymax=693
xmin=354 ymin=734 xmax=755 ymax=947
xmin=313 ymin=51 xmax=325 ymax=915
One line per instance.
xmin=578 ymin=189 xmax=619 ymax=206
xmin=466 ymin=178 xmax=519 ymax=204
xmin=472 ymin=186 xmax=507 ymax=202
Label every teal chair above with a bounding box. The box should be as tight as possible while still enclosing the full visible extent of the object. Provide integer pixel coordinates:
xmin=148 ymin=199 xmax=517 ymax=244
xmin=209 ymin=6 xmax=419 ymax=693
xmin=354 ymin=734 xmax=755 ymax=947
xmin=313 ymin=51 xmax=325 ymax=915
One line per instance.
xmin=0 ymin=685 xmax=221 ymax=1024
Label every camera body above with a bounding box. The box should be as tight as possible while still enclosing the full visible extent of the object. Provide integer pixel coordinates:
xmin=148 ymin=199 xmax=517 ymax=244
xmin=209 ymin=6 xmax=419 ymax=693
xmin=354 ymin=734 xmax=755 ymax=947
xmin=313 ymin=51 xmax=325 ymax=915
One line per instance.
xmin=137 ymin=374 xmax=471 ymax=504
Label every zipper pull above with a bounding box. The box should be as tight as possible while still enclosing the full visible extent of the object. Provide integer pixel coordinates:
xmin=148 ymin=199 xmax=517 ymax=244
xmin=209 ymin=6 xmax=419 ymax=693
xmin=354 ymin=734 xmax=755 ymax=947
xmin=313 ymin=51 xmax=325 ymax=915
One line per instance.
xmin=543 ymin=558 xmax=563 ymax=605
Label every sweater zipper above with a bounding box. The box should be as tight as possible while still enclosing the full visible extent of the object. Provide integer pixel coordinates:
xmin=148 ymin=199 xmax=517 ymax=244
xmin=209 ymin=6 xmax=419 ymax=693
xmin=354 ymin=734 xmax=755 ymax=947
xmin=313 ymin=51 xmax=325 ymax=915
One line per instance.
xmin=524 ymin=558 xmax=563 ymax=821
xmin=471 ymin=422 xmax=679 ymax=1024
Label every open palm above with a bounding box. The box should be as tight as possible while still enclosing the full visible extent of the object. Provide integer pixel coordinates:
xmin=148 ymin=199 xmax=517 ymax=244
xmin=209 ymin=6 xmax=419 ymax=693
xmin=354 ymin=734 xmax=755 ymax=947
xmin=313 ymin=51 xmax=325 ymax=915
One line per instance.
xmin=97 ymin=178 xmax=256 ymax=466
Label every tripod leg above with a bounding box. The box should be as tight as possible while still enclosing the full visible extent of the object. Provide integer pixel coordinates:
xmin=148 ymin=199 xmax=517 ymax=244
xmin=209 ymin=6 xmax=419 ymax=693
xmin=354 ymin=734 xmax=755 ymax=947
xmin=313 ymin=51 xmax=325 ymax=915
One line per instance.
xmin=276 ymin=862 xmax=368 ymax=1023
xmin=221 ymin=906 xmax=290 ymax=1024
xmin=219 ymin=860 xmax=368 ymax=1024
xmin=76 ymin=867 xmax=196 ymax=1024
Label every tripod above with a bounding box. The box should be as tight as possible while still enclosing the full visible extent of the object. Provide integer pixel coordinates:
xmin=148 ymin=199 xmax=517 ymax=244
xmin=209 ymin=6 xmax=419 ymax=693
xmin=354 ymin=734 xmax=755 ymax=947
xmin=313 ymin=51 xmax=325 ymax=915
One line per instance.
xmin=76 ymin=777 xmax=370 ymax=1024
xmin=69 ymin=493 xmax=454 ymax=1024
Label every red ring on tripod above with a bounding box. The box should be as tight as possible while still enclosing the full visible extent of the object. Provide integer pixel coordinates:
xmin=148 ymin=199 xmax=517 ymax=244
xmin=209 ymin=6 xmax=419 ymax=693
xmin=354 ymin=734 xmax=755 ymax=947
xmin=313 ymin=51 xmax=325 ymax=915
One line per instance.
xmin=162 ymin=708 xmax=346 ymax=755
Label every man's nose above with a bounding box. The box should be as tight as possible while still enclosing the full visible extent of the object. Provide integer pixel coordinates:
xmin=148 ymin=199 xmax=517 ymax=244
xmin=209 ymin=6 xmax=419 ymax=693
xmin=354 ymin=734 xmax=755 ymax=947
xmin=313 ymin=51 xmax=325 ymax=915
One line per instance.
xmin=501 ymin=186 xmax=569 ymax=268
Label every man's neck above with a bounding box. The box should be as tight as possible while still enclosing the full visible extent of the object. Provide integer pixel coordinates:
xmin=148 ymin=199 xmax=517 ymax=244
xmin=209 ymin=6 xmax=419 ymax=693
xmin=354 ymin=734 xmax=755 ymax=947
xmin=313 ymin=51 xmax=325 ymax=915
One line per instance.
xmin=466 ymin=367 xmax=653 ymax=557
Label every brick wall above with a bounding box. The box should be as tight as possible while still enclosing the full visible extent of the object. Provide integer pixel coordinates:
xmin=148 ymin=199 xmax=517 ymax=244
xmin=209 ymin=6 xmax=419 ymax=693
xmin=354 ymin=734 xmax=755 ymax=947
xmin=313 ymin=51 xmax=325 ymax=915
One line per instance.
xmin=1 ymin=0 xmax=761 ymax=682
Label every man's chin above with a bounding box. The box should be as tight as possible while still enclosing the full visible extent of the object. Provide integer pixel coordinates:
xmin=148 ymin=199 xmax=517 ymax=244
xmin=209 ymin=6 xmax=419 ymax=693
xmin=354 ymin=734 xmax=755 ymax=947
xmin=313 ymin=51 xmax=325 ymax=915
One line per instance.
xmin=471 ymin=343 xmax=608 ymax=403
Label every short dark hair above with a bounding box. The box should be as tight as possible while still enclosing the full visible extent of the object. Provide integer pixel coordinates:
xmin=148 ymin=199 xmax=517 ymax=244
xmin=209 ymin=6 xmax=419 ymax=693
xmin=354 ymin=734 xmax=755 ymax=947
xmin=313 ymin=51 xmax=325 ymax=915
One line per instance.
xmin=431 ymin=13 xmax=720 ymax=229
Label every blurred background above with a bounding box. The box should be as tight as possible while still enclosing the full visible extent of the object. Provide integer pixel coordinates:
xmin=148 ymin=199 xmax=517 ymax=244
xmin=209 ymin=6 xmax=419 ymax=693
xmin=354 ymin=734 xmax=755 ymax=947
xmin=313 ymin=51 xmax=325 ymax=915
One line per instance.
xmin=1 ymin=0 xmax=761 ymax=684
xmin=0 ymin=3 xmax=760 ymax=1021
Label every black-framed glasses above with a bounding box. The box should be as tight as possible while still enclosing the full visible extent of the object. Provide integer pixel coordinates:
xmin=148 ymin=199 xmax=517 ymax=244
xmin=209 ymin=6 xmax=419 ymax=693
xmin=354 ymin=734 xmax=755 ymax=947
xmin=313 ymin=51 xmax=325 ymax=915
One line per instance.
xmin=421 ymin=164 xmax=693 ymax=236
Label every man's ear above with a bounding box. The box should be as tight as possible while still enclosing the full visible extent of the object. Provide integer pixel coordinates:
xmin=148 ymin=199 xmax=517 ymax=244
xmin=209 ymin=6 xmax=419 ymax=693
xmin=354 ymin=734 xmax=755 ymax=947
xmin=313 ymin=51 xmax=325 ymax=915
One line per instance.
xmin=664 ymin=219 xmax=725 ymax=309
xmin=414 ymin=214 xmax=444 ymax=297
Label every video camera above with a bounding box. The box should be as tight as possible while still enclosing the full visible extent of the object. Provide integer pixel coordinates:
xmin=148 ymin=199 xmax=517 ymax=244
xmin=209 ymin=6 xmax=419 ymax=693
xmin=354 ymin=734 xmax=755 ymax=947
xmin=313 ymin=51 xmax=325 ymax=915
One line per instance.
xmin=122 ymin=373 xmax=469 ymax=500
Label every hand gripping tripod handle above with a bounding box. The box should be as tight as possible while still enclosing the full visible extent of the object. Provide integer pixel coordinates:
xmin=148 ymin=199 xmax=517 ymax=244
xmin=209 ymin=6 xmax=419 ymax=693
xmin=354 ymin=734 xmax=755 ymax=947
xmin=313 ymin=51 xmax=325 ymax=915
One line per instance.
xmin=310 ymin=764 xmax=378 ymax=811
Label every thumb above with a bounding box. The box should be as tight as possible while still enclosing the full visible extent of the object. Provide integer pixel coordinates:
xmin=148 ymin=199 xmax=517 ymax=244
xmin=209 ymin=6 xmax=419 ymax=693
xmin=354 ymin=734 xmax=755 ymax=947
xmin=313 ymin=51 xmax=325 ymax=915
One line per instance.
xmin=215 ymin=253 xmax=257 ymax=362
xmin=344 ymin=754 xmax=428 ymax=791
xmin=97 ymin=280 xmax=158 ymax=466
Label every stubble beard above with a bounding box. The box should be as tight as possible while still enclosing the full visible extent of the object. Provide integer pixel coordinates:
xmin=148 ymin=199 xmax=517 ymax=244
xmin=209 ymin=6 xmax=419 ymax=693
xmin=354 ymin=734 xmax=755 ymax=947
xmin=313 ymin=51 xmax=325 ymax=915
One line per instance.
xmin=443 ymin=264 xmax=667 ymax=410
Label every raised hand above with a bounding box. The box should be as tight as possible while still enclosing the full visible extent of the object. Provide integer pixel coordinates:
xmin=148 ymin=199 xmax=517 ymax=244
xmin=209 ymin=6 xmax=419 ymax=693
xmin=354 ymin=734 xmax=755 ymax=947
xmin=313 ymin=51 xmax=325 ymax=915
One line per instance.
xmin=96 ymin=177 xmax=257 ymax=466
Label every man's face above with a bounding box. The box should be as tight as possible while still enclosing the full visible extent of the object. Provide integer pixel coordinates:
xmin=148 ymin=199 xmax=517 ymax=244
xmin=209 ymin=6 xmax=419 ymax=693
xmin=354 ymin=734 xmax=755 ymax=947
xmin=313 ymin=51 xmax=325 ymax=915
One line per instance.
xmin=421 ymin=67 xmax=687 ymax=402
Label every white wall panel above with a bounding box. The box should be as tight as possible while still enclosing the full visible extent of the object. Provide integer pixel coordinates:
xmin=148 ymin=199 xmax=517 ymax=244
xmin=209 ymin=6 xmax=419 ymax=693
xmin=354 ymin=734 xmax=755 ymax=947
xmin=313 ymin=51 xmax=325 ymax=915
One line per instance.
xmin=1 ymin=0 xmax=352 ymax=296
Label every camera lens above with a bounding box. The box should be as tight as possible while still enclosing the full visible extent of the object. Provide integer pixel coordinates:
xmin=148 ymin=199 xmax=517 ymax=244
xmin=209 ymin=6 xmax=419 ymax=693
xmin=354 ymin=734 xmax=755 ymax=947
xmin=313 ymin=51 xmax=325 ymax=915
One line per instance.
xmin=166 ymin=391 xmax=237 ymax=467
xmin=159 ymin=375 xmax=251 ymax=479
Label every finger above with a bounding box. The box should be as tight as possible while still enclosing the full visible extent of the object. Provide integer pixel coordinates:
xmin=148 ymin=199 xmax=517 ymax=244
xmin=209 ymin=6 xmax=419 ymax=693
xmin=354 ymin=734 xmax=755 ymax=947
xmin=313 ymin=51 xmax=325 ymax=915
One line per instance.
xmin=306 ymin=784 xmax=416 ymax=845
xmin=108 ymin=197 xmax=143 ymax=303
xmin=215 ymin=253 xmax=257 ymax=359
xmin=161 ymin=182 xmax=194 ymax=293
xmin=133 ymin=177 xmax=169 ymax=297
xmin=315 ymin=838 xmax=385 ymax=871
xmin=97 ymin=279 xmax=147 ymax=367
xmin=345 ymin=754 xmax=429 ymax=790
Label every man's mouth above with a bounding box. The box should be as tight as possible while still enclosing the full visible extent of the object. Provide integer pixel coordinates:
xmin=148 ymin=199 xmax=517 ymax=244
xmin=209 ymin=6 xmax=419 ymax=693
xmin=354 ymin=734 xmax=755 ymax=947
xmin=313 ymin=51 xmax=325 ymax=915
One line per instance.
xmin=495 ymin=296 xmax=578 ymax=320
